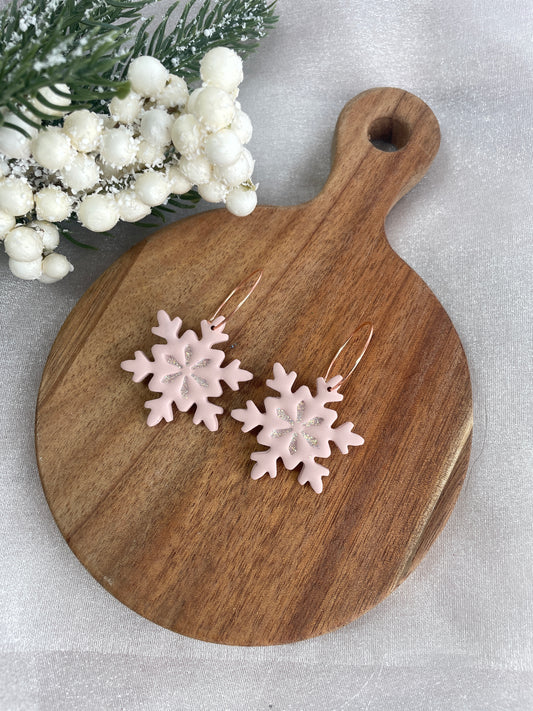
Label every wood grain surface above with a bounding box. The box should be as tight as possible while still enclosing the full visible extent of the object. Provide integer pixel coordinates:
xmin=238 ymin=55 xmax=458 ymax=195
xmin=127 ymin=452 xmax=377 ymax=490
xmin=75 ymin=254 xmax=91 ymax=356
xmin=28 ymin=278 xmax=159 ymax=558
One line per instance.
xmin=35 ymin=88 xmax=473 ymax=646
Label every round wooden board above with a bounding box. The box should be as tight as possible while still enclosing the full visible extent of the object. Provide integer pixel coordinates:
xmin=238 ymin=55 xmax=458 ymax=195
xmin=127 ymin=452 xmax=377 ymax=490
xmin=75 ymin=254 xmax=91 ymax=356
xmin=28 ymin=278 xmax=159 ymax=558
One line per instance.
xmin=35 ymin=88 xmax=473 ymax=646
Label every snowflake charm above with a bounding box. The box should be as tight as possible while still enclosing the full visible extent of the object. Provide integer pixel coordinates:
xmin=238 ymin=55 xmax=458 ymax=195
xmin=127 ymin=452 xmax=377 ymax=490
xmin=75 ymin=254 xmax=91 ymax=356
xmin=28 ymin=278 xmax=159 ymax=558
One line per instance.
xmin=231 ymin=362 xmax=364 ymax=493
xmin=121 ymin=310 xmax=253 ymax=431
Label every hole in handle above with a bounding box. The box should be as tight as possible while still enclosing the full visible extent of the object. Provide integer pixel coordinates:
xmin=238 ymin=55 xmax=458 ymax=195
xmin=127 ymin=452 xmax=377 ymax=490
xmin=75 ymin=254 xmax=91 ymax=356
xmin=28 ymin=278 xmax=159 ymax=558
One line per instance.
xmin=368 ymin=117 xmax=410 ymax=152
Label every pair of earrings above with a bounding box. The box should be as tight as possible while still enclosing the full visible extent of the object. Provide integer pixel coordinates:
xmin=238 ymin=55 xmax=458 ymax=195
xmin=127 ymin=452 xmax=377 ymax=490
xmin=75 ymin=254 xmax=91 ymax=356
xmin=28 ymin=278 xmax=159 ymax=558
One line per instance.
xmin=121 ymin=271 xmax=373 ymax=494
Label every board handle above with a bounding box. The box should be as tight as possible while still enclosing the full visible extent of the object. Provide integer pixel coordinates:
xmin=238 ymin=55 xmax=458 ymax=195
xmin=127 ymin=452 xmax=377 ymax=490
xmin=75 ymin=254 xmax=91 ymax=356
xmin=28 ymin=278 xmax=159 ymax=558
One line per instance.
xmin=317 ymin=88 xmax=441 ymax=221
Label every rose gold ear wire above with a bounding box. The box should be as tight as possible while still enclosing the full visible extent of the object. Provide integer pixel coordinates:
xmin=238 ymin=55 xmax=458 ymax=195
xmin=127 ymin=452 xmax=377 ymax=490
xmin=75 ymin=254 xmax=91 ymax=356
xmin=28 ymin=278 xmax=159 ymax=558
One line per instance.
xmin=209 ymin=269 xmax=263 ymax=330
xmin=324 ymin=321 xmax=374 ymax=391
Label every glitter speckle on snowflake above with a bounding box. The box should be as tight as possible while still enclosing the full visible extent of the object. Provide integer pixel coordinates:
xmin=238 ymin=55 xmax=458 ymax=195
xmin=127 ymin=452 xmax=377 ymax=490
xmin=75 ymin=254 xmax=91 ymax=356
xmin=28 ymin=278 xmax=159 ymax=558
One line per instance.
xmin=231 ymin=362 xmax=364 ymax=493
xmin=121 ymin=309 xmax=253 ymax=431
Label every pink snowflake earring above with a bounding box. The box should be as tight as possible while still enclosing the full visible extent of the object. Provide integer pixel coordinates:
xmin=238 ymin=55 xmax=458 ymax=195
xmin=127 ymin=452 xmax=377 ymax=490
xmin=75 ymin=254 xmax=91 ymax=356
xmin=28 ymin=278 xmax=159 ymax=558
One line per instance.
xmin=121 ymin=271 xmax=262 ymax=431
xmin=231 ymin=322 xmax=373 ymax=494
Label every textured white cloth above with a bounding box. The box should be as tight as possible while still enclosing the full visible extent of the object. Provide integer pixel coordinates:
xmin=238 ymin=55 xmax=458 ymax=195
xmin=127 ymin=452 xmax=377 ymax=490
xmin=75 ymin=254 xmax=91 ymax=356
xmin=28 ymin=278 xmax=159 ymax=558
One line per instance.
xmin=1 ymin=0 xmax=532 ymax=709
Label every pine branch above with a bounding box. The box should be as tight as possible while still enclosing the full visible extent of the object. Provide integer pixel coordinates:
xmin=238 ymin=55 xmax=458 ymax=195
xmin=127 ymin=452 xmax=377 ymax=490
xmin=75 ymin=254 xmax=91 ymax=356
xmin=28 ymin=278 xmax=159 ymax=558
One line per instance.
xmin=136 ymin=0 xmax=279 ymax=81
xmin=0 ymin=0 xmax=149 ymax=126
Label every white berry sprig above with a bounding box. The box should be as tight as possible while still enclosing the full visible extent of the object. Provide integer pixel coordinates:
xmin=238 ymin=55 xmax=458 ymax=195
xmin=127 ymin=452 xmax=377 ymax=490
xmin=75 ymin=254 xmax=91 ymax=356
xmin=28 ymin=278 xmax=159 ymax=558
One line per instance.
xmin=0 ymin=47 xmax=257 ymax=283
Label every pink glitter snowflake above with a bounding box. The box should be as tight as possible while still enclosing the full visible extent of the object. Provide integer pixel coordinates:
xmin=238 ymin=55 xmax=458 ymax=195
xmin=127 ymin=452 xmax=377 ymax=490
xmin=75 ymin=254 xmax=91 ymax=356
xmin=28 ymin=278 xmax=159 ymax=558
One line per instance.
xmin=121 ymin=310 xmax=253 ymax=431
xmin=231 ymin=362 xmax=364 ymax=493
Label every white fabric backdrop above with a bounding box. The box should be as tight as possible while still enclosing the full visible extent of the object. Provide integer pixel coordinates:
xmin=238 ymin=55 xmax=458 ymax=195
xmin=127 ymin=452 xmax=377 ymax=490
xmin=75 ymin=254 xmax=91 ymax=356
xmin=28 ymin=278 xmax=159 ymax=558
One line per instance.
xmin=1 ymin=1 xmax=532 ymax=709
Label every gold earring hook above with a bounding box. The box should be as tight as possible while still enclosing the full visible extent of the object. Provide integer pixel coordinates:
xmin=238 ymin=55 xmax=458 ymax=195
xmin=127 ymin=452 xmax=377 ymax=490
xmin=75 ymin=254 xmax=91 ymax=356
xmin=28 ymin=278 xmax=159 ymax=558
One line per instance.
xmin=209 ymin=269 xmax=263 ymax=330
xmin=324 ymin=321 xmax=374 ymax=390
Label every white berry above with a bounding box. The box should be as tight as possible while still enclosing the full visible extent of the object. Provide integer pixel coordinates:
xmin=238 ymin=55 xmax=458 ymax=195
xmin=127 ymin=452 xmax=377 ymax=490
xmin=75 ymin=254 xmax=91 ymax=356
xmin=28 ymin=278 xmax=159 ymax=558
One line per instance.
xmin=39 ymin=273 xmax=58 ymax=284
xmin=4 ymin=226 xmax=43 ymax=261
xmin=215 ymin=148 xmax=254 ymax=186
xmin=0 ymin=209 xmax=16 ymax=237
xmin=32 ymin=128 xmax=73 ymax=171
xmin=156 ymin=75 xmax=189 ymax=108
xmin=109 ymin=91 xmax=143 ymax=124
xmin=128 ymin=56 xmax=169 ymax=97
xmin=41 ymin=252 xmax=73 ymax=281
xmin=205 ymin=129 xmax=242 ymax=167
xmin=191 ymin=86 xmax=235 ymax=131
xmin=116 ymin=189 xmax=152 ymax=222
xmin=200 ymin=47 xmax=243 ymax=93
xmin=134 ymin=172 xmax=171 ymax=206
xmin=30 ymin=220 xmax=60 ymax=251
xmin=136 ymin=140 xmax=166 ymax=167
xmin=178 ymin=155 xmax=212 ymax=185
xmin=186 ymin=87 xmax=204 ymax=114
xmin=231 ymin=109 xmax=253 ymax=144
xmin=61 ymin=153 xmax=101 ymax=193
xmin=166 ymin=166 xmax=192 ymax=195
xmin=0 ymin=177 xmax=34 ymax=216
xmin=198 ymin=180 xmax=228 ymax=203
xmin=171 ymin=114 xmax=205 ymax=157
xmin=9 ymin=257 xmax=42 ymax=280
xmin=225 ymin=187 xmax=257 ymax=216
xmin=63 ymin=110 xmax=102 ymax=152
xmin=0 ymin=112 xmax=38 ymax=159
xmin=140 ymin=108 xmax=173 ymax=146
xmin=35 ymin=186 xmax=72 ymax=222
xmin=31 ymin=84 xmax=71 ymax=117
xmin=77 ymin=193 xmax=120 ymax=232
xmin=100 ymin=127 xmax=137 ymax=169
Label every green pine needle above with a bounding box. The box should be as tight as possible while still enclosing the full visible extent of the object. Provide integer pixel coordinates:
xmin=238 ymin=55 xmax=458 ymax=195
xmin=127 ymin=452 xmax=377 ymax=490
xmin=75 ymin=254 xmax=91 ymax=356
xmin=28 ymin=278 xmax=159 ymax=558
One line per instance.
xmin=0 ymin=0 xmax=278 ymax=131
xmin=0 ymin=0 xmax=147 ymax=126
xmin=59 ymin=227 xmax=98 ymax=250
xmin=138 ymin=189 xmax=202 ymax=227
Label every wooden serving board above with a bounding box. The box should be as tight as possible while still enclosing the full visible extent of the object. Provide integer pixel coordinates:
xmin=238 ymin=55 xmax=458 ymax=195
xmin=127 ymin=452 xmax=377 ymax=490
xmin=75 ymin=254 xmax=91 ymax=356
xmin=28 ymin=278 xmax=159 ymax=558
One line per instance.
xmin=35 ymin=88 xmax=473 ymax=646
